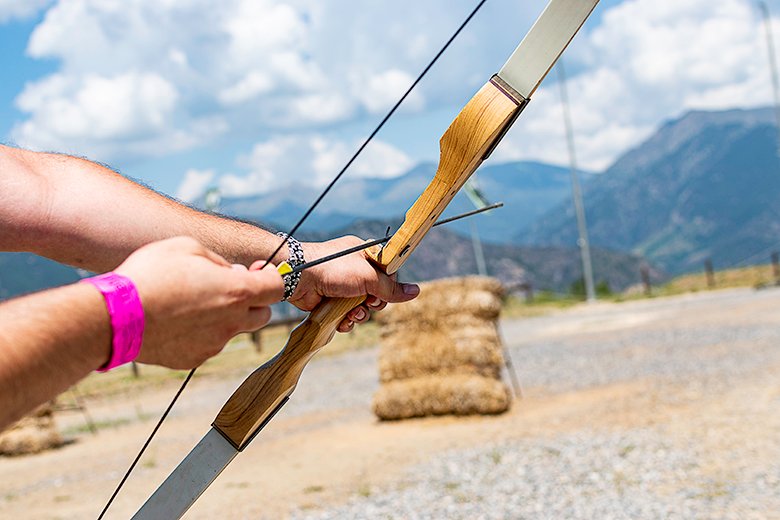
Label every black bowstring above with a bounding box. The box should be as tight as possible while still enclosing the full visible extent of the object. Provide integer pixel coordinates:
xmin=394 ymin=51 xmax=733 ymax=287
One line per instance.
xmin=97 ymin=369 xmax=194 ymax=520
xmin=97 ymin=1 xmax=489 ymax=517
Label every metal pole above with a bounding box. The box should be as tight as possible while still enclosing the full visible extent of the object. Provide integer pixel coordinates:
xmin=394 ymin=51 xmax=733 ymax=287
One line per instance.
xmin=471 ymin=220 xmax=488 ymax=276
xmin=495 ymin=323 xmax=523 ymax=400
xmin=640 ymin=264 xmax=652 ymax=297
xmin=705 ymin=258 xmax=716 ymax=289
xmin=69 ymin=385 xmax=98 ymax=435
xmin=557 ymin=61 xmax=596 ymax=302
xmin=759 ymin=1 xmax=780 ymax=154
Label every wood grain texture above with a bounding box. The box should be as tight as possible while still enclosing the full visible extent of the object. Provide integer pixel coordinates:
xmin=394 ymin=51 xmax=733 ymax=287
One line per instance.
xmin=214 ymin=295 xmax=364 ymax=449
xmin=367 ymin=80 xmax=522 ymax=274
xmin=213 ymin=80 xmax=522 ymax=450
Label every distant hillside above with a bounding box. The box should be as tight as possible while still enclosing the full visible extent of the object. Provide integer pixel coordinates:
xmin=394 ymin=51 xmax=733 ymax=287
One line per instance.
xmin=0 ymin=223 xmax=654 ymax=304
xmin=0 ymin=253 xmax=82 ymax=300
xmin=522 ymin=107 xmax=780 ymax=274
xmin=210 ymin=161 xmax=590 ymax=244
xmin=295 ymin=218 xmax=662 ymax=293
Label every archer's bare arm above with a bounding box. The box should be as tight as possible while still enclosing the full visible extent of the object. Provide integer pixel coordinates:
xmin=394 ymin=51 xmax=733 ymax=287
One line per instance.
xmin=0 ymin=237 xmax=283 ymax=430
xmin=0 ymin=282 xmax=109 ymax=430
xmin=0 ymin=145 xmax=281 ymax=271
xmin=0 ymin=145 xmax=418 ymax=330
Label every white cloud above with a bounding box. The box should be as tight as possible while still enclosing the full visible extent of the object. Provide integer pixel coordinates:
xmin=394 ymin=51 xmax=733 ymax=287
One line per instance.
xmin=354 ymin=68 xmax=423 ymax=113
xmin=0 ymin=0 xmax=50 ymax=23
xmin=495 ymin=0 xmax=780 ymax=171
xmin=218 ymin=71 xmax=274 ymax=105
xmin=11 ymin=71 xmax=226 ymax=158
xmin=219 ymin=135 xmax=413 ymax=196
xmin=176 ymin=169 xmax=216 ymax=202
xmin=11 ymin=0 xmax=780 ymax=187
xmin=10 ymin=0 xmax=546 ymax=166
xmin=16 ymin=72 xmax=178 ymax=140
xmin=283 ymin=93 xmax=356 ymax=125
xmin=13 ymin=0 xmax=474 ymax=163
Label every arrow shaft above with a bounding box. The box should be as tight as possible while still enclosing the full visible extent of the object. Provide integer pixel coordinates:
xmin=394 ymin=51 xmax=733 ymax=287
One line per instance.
xmin=283 ymin=202 xmax=503 ymax=275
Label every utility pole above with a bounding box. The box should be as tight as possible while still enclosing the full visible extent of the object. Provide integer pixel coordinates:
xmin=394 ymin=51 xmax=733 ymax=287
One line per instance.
xmin=557 ymin=61 xmax=596 ymax=302
xmin=471 ymin=220 xmax=488 ymax=276
xmin=759 ymin=1 xmax=780 ymax=154
xmin=463 ymin=179 xmax=492 ymax=276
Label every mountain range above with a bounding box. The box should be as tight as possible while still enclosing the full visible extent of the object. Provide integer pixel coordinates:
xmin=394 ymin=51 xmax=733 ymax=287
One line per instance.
xmin=211 ymin=161 xmax=591 ymax=244
xmin=523 ymin=107 xmax=780 ymax=273
xmin=294 ymin=218 xmax=659 ymax=293
xmin=0 ymin=253 xmax=81 ymax=300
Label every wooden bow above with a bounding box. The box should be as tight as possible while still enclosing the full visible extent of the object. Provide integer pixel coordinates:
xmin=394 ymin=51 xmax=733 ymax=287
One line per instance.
xmin=112 ymin=1 xmax=600 ymax=516
xmin=213 ymin=78 xmax=526 ymax=450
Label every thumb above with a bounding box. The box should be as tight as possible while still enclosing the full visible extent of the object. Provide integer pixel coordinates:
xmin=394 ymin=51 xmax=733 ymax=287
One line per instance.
xmin=249 ymin=259 xmax=270 ymax=271
xmin=368 ymin=273 xmax=420 ymax=303
xmin=241 ymin=268 xmax=285 ymax=306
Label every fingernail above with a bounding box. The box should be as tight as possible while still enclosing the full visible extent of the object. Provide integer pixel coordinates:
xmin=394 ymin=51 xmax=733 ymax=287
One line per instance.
xmin=366 ymin=296 xmax=381 ymax=307
xmin=355 ymin=308 xmax=366 ymax=321
xmin=402 ymin=283 xmax=420 ymax=296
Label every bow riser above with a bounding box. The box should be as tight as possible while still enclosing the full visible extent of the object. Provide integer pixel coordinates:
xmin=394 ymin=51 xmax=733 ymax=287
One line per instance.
xmin=212 ymin=79 xmax=523 ymax=450
xmin=370 ymin=79 xmax=525 ymax=274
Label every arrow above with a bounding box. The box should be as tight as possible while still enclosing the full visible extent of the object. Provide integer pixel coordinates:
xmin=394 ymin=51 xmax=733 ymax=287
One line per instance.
xmin=277 ymin=202 xmax=504 ymax=276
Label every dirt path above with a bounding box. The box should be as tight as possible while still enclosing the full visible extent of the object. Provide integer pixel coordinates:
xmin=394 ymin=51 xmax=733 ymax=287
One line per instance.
xmin=1 ymin=288 xmax=778 ymax=519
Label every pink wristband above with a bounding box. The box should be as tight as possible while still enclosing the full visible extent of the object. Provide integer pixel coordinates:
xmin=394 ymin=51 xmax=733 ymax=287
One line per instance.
xmin=81 ymin=272 xmax=145 ymax=372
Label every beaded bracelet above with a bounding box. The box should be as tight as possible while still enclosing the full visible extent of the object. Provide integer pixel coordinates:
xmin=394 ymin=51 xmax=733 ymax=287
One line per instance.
xmin=276 ymin=232 xmax=305 ymax=300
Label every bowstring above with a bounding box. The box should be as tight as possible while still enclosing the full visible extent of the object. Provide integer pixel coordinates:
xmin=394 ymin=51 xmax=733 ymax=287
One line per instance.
xmin=97 ymin=1 xmax=489 ymax=517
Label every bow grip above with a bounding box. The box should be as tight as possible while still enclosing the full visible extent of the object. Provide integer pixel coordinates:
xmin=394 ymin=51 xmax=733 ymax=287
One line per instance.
xmin=213 ymin=294 xmax=365 ymax=449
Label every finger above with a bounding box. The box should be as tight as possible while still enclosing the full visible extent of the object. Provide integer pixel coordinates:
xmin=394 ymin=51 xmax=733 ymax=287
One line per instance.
xmin=239 ymin=268 xmax=285 ymax=306
xmin=367 ymin=273 xmax=420 ymax=304
xmin=232 ymin=263 xmax=248 ymax=271
xmin=249 ymin=259 xmax=273 ymax=271
xmin=337 ymin=318 xmax=354 ymax=333
xmin=347 ymin=305 xmax=370 ymax=324
xmin=239 ymin=306 xmax=273 ymax=332
xmin=365 ymin=296 xmax=387 ymax=312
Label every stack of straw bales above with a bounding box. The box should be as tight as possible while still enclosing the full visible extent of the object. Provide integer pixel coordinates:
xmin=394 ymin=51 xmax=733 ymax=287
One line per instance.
xmin=372 ymin=276 xmax=511 ymax=420
xmin=0 ymin=403 xmax=63 ymax=456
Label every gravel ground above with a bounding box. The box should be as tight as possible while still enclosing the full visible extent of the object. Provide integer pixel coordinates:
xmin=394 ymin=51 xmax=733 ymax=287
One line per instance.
xmin=498 ymin=288 xmax=780 ymax=395
xmin=292 ymin=428 xmax=778 ymax=520
xmin=290 ymin=288 xmax=780 ymax=519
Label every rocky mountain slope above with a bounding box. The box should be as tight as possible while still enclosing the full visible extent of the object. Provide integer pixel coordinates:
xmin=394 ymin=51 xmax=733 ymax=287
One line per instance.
xmin=523 ymin=107 xmax=780 ymax=274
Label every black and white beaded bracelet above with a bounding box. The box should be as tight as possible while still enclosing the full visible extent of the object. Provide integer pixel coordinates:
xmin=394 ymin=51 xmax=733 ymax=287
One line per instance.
xmin=276 ymin=232 xmax=305 ymax=300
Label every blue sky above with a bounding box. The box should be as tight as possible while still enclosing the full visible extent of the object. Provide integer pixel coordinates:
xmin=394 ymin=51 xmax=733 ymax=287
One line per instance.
xmin=2 ymin=0 xmax=780 ymax=200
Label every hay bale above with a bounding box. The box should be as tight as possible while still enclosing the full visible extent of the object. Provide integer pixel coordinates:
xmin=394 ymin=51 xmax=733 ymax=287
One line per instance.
xmin=0 ymin=403 xmax=63 ymax=456
xmin=373 ymin=375 xmax=510 ymax=419
xmin=376 ymin=276 xmax=504 ymax=325
xmin=373 ymin=276 xmax=511 ymax=420
xmin=377 ymin=325 xmax=504 ymax=381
